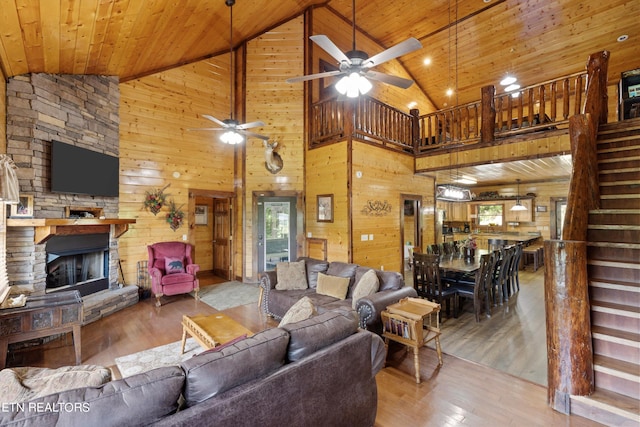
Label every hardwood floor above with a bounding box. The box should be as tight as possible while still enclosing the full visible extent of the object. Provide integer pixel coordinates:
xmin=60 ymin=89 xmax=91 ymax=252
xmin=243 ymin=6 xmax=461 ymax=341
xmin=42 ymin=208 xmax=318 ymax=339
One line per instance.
xmin=5 ymin=273 xmax=601 ymax=426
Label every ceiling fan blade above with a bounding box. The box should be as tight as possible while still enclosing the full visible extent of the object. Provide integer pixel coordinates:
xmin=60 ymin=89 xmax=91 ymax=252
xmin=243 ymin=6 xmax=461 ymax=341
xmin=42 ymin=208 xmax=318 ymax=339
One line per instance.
xmin=365 ymin=70 xmax=415 ymax=89
xmin=310 ymin=35 xmax=350 ymax=63
xmin=236 ymin=120 xmax=265 ymax=130
xmin=186 ymin=127 xmax=224 ymax=131
xmin=238 ymin=129 xmax=270 ymax=140
xmin=363 ymin=37 xmax=422 ymax=68
xmin=286 ymin=70 xmax=343 ymax=84
xmin=202 ymin=114 xmax=227 ymax=127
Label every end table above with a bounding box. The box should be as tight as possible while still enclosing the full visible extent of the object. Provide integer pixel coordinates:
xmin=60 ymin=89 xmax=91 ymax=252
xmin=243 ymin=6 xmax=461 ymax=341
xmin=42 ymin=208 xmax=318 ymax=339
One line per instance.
xmin=381 ymin=297 xmax=443 ymax=383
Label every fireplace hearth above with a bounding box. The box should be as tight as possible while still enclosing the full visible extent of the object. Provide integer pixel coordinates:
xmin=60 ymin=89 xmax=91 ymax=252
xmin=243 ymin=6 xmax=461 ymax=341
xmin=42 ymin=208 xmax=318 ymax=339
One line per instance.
xmin=45 ymin=234 xmax=110 ymax=297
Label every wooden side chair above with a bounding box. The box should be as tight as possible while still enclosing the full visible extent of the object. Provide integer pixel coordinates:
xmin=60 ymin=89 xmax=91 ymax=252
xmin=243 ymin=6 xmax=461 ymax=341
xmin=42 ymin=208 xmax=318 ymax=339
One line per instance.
xmin=449 ymin=253 xmax=495 ymax=322
xmin=412 ymin=252 xmax=458 ymax=318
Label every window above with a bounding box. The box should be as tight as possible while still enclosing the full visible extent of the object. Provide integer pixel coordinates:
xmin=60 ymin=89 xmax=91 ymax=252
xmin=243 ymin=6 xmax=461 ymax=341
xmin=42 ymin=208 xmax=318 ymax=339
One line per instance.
xmin=477 ymin=204 xmax=503 ymax=226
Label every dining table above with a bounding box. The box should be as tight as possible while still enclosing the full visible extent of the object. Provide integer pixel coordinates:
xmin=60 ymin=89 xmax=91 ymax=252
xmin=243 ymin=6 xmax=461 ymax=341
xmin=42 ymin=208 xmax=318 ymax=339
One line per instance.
xmin=439 ymin=249 xmax=490 ymax=275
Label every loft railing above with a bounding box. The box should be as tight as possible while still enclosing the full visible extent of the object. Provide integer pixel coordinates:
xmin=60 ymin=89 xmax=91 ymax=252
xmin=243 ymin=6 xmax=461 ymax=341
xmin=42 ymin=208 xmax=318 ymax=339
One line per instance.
xmin=310 ymin=96 xmax=414 ymax=153
xmin=309 ymin=70 xmax=588 ymax=153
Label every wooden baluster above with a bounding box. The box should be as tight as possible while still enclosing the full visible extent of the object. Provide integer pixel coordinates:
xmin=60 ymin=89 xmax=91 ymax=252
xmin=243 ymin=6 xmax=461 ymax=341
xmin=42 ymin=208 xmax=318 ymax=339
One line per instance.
xmin=550 ymin=82 xmax=557 ymax=121
xmin=516 ymin=91 xmax=523 ymax=128
xmin=562 ymin=78 xmax=570 ymax=119
xmin=481 ymin=85 xmax=495 ymax=142
xmin=574 ymin=74 xmax=583 ymax=115
xmin=539 ymin=85 xmax=546 ymax=123
xmin=527 ymin=88 xmax=534 ymax=126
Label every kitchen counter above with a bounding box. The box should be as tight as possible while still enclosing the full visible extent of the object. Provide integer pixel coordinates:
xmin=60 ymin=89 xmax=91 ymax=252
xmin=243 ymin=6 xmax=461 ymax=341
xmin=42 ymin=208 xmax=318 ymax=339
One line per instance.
xmin=451 ymin=232 xmax=542 ymax=249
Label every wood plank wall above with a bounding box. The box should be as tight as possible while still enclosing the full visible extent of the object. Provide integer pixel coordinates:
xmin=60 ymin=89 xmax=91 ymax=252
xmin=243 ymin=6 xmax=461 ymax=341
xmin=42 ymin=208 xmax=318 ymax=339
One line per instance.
xmin=351 ymin=141 xmax=434 ymax=273
xmin=242 ymin=17 xmax=305 ymax=281
xmin=117 ymin=58 xmax=235 ymax=286
xmin=0 ymin=66 xmax=5 ymax=153
xmin=311 ymin=8 xmax=436 ymax=114
xmin=305 ymin=142 xmax=350 ymax=262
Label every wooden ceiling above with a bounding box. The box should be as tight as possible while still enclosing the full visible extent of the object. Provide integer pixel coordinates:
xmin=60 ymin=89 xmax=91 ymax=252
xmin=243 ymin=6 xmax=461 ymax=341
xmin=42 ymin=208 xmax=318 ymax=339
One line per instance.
xmin=0 ymin=0 xmax=637 ymax=185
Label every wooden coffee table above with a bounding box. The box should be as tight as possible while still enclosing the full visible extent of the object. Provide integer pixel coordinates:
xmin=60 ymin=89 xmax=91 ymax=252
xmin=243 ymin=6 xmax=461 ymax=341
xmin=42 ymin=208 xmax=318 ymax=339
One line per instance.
xmin=181 ymin=313 xmax=253 ymax=354
xmin=381 ymin=297 xmax=443 ymax=383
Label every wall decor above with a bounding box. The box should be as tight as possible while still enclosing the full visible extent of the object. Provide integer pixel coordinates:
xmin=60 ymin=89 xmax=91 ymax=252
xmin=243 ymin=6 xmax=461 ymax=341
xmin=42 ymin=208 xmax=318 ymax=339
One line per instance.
xmin=10 ymin=194 xmax=33 ymax=218
xmin=536 ymin=205 xmax=547 ymax=212
xmin=362 ymin=200 xmax=392 ymax=216
xmin=317 ymin=194 xmax=333 ymax=222
xmin=166 ymin=200 xmax=184 ymax=231
xmin=144 ymin=184 xmax=170 ymax=215
xmin=195 ymin=205 xmax=208 ymax=225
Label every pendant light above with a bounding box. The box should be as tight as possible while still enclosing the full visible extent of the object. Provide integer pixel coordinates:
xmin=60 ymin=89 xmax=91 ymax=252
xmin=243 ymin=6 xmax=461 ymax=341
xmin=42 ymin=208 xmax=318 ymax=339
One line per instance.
xmin=511 ymin=179 xmax=528 ymax=211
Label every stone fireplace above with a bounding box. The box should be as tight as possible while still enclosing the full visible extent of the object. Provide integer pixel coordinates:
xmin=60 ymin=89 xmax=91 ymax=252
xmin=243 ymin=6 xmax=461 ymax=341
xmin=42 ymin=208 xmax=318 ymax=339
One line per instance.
xmin=5 ymin=73 xmax=138 ymax=322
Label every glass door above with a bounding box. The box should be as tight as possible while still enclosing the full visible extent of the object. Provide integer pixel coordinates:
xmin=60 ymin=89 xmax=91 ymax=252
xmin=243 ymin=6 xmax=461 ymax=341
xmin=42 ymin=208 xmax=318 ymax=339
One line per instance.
xmin=257 ymin=197 xmax=297 ymax=273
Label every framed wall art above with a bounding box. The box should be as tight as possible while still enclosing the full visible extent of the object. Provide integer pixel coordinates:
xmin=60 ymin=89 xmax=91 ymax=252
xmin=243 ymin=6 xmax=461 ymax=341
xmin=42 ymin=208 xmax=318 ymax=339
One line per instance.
xmin=11 ymin=194 xmax=34 ymax=218
xmin=194 ymin=205 xmax=208 ymax=225
xmin=317 ymin=194 xmax=333 ymax=223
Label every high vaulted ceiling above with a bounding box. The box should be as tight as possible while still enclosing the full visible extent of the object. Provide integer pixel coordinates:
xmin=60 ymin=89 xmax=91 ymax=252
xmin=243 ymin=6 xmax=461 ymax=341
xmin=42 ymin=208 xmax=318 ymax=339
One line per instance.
xmin=1 ymin=0 xmax=637 ymax=110
xmin=0 ymin=0 xmax=637 ymax=185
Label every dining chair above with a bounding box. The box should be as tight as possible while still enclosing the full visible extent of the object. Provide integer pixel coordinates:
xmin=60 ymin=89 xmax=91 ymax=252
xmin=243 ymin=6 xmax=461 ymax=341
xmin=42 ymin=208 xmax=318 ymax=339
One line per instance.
xmin=488 ymin=238 xmax=507 ymax=252
xmin=492 ymin=245 xmax=514 ymax=305
xmin=449 ymin=253 xmax=495 ymax=322
xmin=427 ymin=244 xmax=440 ymax=255
xmin=507 ymin=243 xmax=523 ymax=296
xmin=413 ymin=252 xmax=458 ymax=318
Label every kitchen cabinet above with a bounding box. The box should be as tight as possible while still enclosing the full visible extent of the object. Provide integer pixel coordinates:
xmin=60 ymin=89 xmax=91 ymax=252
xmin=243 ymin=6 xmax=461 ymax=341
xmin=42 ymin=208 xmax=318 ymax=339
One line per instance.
xmin=449 ymin=202 xmax=468 ymax=222
xmin=504 ymin=199 xmax=533 ymax=222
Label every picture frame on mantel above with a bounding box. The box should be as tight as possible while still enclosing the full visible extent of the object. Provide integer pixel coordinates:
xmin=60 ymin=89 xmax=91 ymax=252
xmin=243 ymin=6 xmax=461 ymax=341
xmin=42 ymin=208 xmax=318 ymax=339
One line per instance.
xmin=11 ymin=195 xmax=34 ymax=218
xmin=317 ymin=194 xmax=333 ymax=223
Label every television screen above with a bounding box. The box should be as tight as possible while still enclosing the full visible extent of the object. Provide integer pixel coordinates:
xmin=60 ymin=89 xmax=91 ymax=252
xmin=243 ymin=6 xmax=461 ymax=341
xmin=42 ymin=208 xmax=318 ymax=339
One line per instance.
xmin=50 ymin=141 xmax=119 ymax=197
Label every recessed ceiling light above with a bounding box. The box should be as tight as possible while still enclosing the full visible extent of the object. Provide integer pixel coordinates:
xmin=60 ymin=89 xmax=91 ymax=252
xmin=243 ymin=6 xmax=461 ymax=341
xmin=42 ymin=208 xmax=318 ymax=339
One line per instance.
xmin=617 ymin=34 xmax=629 ymax=42
xmin=500 ymin=75 xmax=517 ymax=86
xmin=505 ymin=84 xmax=521 ymax=92
xmin=423 ymin=57 xmax=432 ymax=65
xmin=483 ymin=0 xmax=492 ymax=3
xmin=446 ymin=88 xmax=454 ymax=96
xmin=407 ymin=101 xmax=417 ymax=109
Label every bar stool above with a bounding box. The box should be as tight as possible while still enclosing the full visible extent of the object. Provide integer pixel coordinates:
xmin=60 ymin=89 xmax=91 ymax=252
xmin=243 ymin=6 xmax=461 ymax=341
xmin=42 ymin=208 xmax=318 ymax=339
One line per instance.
xmin=522 ymin=245 xmax=541 ymax=271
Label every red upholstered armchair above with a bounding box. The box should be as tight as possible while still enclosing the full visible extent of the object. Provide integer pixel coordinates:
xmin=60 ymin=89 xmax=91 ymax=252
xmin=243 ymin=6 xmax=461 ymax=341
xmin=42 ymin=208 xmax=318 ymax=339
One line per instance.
xmin=148 ymin=242 xmax=200 ymax=307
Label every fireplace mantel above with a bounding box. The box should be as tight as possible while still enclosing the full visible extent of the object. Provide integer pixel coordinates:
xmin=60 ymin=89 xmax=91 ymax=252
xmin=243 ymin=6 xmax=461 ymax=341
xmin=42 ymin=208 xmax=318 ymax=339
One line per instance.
xmin=7 ymin=218 xmax=136 ymax=244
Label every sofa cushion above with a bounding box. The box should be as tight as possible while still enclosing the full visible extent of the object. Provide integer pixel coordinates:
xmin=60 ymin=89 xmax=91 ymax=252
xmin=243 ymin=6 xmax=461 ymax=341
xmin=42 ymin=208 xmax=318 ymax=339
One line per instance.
xmin=351 ymin=269 xmax=379 ymax=308
xmin=316 ymin=272 xmax=350 ymax=300
xmin=275 ymin=260 xmax=308 ymax=290
xmin=181 ymin=328 xmax=289 ymax=407
xmin=280 ymin=308 xmax=358 ymax=362
xmin=164 ymin=257 xmax=185 ymax=274
xmin=376 ymin=270 xmax=404 ymax=291
xmin=278 ymin=296 xmax=317 ymax=327
xmin=326 ymin=261 xmax=359 ymax=295
xmin=0 ymin=366 xmax=185 ymax=427
xmin=298 ymin=257 xmax=330 ymax=289
xmin=0 ymin=365 xmax=112 ymax=404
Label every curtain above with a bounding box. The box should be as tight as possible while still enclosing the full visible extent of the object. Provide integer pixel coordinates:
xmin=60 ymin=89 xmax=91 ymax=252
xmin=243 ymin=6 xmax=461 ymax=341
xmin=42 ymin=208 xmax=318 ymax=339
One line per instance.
xmin=0 ymin=154 xmax=20 ymax=203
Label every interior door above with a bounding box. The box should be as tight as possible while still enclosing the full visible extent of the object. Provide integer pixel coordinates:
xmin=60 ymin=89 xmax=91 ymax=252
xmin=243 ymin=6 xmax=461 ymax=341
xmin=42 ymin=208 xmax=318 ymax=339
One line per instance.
xmin=257 ymin=197 xmax=297 ymax=273
xmin=213 ymin=198 xmax=232 ymax=279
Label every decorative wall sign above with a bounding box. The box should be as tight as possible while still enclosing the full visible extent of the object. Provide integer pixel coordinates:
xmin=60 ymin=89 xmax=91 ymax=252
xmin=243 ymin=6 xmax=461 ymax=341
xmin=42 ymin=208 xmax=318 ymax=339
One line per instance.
xmin=536 ymin=205 xmax=547 ymax=212
xmin=10 ymin=194 xmax=33 ymax=218
xmin=195 ymin=205 xmax=208 ymax=225
xmin=362 ymin=200 xmax=392 ymax=216
xmin=317 ymin=194 xmax=333 ymax=222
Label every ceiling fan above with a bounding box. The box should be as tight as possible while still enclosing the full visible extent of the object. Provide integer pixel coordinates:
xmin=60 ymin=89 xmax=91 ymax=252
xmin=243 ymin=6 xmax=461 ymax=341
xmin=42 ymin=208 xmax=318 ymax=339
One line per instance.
xmin=286 ymin=0 xmax=423 ymax=98
xmin=188 ymin=0 xmax=268 ymax=143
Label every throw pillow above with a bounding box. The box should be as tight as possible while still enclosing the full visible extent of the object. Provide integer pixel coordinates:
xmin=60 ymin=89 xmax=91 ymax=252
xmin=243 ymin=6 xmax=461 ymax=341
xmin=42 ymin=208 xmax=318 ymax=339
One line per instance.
xmin=351 ymin=269 xmax=380 ymax=309
xmin=275 ymin=260 xmax=308 ymax=290
xmin=278 ymin=296 xmax=316 ymax=327
xmin=316 ymin=272 xmax=350 ymax=300
xmin=164 ymin=257 xmax=185 ymax=274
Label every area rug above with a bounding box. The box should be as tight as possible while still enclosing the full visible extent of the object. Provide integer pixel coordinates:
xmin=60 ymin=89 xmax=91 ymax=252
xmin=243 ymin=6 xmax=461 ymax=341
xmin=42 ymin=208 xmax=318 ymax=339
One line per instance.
xmin=196 ymin=281 xmax=260 ymax=311
xmin=115 ymin=338 xmax=201 ymax=378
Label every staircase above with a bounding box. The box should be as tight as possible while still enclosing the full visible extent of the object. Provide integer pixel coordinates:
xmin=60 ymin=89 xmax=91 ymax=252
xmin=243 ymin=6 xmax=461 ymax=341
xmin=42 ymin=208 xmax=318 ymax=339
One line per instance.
xmin=570 ymin=119 xmax=640 ymax=426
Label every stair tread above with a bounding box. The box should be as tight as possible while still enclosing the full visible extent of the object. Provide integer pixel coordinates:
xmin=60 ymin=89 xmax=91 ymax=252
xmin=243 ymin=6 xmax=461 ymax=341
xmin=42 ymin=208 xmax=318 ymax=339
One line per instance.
xmin=572 ymin=389 xmax=640 ymax=418
xmin=592 ymin=325 xmax=640 ymax=344
xmin=594 ymin=354 xmax=640 ymax=379
xmin=591 ymin=300 xmax=640 ymax=316
xmin=590 ymin=278 xmax=640 ymax=290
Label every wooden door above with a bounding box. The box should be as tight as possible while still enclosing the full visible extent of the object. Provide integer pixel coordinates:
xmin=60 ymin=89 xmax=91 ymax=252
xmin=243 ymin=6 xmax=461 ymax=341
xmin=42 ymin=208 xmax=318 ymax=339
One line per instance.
xmin=213 ymin=198 xmax=231 ymax=280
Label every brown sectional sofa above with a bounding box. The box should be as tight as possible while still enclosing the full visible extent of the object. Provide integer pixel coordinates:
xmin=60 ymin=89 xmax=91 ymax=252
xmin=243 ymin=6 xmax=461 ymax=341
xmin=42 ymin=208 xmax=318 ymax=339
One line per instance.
xmin=0 ymin=309 xmax=385 ymax=427
xmin=259 ymin=257 xmax=417 ymax=334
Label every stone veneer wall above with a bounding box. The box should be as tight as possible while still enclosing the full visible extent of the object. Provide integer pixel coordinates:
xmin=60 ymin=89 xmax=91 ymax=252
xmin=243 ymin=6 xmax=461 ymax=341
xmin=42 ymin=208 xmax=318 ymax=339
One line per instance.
xmin=6 ymin=74 xmax=121 ymax=294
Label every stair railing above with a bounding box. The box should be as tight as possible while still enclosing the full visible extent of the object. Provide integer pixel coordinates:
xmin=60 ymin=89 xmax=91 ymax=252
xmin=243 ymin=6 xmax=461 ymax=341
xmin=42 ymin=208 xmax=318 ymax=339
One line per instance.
xmin=545 ymin=50 xmax=609 ymax=414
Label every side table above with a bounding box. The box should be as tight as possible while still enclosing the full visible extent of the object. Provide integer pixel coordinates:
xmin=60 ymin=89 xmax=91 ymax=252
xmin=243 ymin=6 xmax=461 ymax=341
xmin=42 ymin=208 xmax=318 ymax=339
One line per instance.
xmin=0 ymin=290 xmax=83 ymax=368
xmin=381 ymin=297 xmax=443 ymax=383
xmin=181 ymin=313 xmax=253 ymax=354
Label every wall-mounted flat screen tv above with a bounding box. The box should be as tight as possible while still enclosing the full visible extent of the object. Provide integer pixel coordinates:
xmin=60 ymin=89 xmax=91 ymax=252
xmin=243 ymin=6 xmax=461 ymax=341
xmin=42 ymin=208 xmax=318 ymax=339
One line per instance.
xmin=50 ymin=140 xmax=119 ymax=197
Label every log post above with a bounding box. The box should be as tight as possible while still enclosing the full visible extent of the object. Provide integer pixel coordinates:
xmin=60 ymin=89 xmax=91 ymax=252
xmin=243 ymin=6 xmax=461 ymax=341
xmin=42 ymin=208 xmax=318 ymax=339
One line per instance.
xmin=410 ymin=108 xmax=420 ymax=153
xmin=480 ymin=85 xmax=495 ymax=143
xmin=544 ymin=240 xmax=594 ymax=414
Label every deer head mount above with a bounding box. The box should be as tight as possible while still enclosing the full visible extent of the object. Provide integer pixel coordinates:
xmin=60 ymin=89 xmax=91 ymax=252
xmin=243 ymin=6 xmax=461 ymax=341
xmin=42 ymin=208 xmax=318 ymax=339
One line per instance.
xmin=264 ymin=140 xmax=283 ymax=174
